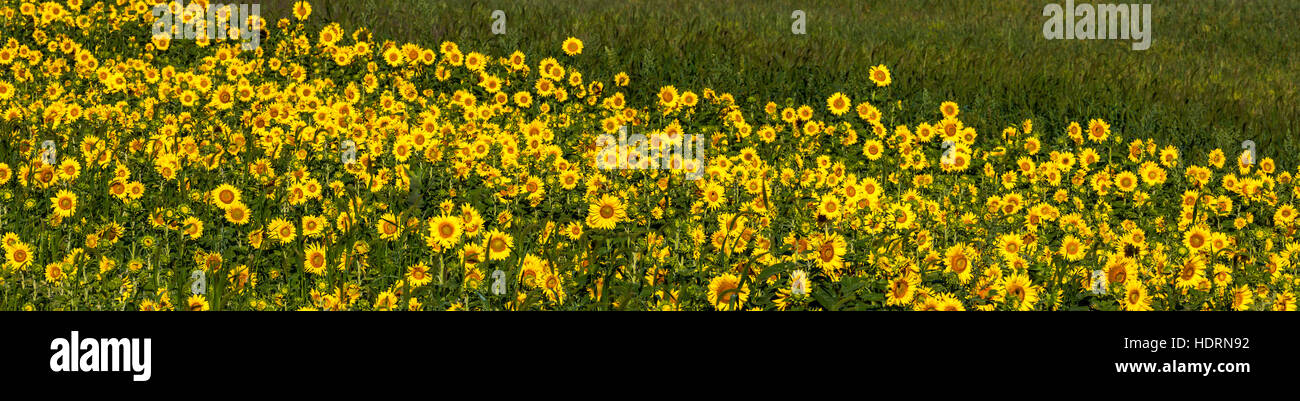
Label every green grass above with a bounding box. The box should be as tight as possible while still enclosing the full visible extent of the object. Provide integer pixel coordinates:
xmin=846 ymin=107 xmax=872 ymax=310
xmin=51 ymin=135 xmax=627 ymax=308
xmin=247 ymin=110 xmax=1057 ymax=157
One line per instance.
xmin=261 ymin=0 xmax=1300 ymax=167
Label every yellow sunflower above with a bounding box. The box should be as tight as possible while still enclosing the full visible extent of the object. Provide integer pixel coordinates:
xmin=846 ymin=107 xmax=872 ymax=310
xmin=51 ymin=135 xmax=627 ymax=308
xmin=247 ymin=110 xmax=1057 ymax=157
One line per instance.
xmin=50 ymin=189 xmax=77 ymax=218
xmin=707 ymin=273 xmax=749 ymax=311
xmin=562 ymin=37 xmax=583 ymax=56
xmin=944 ymin=243 xmax=977 ymax=284
xmin=484 ymin=229 xmax=514 ymax=261
xmin=868 ymin=64 xmax=891 ymax=87
xmin=826 ymin=92 xmax=851 ymax=116
xmin=303 ymin=242 xmax=327 ymax=276
xmin=376 ymin=212 xmax=401 ymax=241
xmin=586 ymin=194 xmax=627 ymax=230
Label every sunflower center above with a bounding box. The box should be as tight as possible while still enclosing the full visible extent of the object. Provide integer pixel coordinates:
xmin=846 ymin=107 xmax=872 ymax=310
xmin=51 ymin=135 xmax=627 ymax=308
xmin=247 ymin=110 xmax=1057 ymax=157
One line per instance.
xmin=952 ymin=257 xmax=967 ymax=273
xmin=600 ymin=205 xmax=615 ymax=219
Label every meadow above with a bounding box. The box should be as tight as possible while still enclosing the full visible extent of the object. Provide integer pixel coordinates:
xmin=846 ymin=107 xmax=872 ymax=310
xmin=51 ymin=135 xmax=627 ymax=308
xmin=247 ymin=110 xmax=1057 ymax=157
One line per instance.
xmin=0 ymin=0 xmax=1297 ymax=311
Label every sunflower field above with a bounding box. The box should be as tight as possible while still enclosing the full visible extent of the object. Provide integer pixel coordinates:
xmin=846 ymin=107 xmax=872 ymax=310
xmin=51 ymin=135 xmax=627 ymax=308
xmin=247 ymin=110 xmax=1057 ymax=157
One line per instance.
xmin=1 ymin=0 xmax=1298 ymax=311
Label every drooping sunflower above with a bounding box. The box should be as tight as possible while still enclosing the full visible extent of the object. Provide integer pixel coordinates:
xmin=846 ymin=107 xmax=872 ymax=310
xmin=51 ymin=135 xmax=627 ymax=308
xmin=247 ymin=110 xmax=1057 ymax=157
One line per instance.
xmin=707 ymin=273 xmax=749 ymax=311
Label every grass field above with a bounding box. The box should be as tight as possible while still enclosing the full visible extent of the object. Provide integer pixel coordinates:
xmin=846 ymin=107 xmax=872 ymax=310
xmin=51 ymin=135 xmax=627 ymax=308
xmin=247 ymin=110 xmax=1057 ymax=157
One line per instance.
xmin=261 ymin=0 xmax=1300 ymax=167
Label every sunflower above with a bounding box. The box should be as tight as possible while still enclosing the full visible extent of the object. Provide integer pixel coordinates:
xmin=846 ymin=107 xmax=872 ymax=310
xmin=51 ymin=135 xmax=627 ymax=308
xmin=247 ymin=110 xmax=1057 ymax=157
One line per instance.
xmin=868 ymin=64 xmax=891 ymax=87
xmin=1114 ymin=171 xmax=1138 ymax=192
xmin=1001 ymin=272 xmax=1038 ymax=310
xmin=562 ymin=37 xmax=583 ymax=56
xmin=656 ymin=85 xmax=678 ymax=109
xmin=1274 ymin=204 xmax=1297 ymax=226
xmin=940 ymin=101 xmax=960 ymax=118
xmin=1183 ymin=226 xmax=1211 ymax=252
xmin=45 ymin=262 xmax=65 ymax=283
xmin=4 ymin=242 xmax=32 ymax=270
xmin=812 ymin=232 xmax=847 ymax=274
xmin=187 ymin=294 xmax=210 ymax=311
xmin=707 ymin=273 xmax=749 ymax=311
xmin=701 ymin=182 xmax=727 ymax=211
xmin=182 ymin=216 xmax=204 ymax=240
xmin=373 ymin=291 xmax=398 ymax=311
xmin=376 ymin=212 xmax=401 ymax=241
xmin=817 ymin=194 xmax=843 ymax=220
xmin=995 ymin=233 xmax=1024 ymax=261
xmin=944 ymin=243 xmax=977 ymax=284
xmin=50 ymin=189 xmax=77 ymax=218
xmin=826 ymin=92 xmax=851 ymax=116
xmin=269 ymin=218 xmax=296 ymax=244
xmin=407 ymin=262 xmax=434 ymax=287
xmin=935 ymin=292 xmax=965 ymax=311
xmin=887 ymin=203 xmax=915 ymax=230
xmin=1230 ymin=285 xmax=1254 ymax=311
xmin=1174 ymin=256 xmax=1206 ymax=290
xmin=292 ymin=1 xmax=311 ymax=20
xmin=1086 ymin=118 xmax=1110 ymax=143
xmin=1273 ymin=291 xmax=1297 ymax=311
xmin=302 ymin=215 xmax=328 ymax=237
xmin=885 ymin=273 xmax=919 ymax=306
xmin=484 ymin=229 xmax=514 ymax=261
xmin=1059 ymin=235 xmax=1085 ymax=261
xmin=303 ymin=242 xmax=327 ymax=275
xmin=210 ymin=184 xmax=241 ymax=209
xmin=540 ymin=272 xmax=566 ymax=303
xmin=1121 ymin=281 xmax=1151 ymax=311
xmin=586 ymin=194 xmax=627 ymax=229
xmin=428 ymin=215 xmax=462 ymax=247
